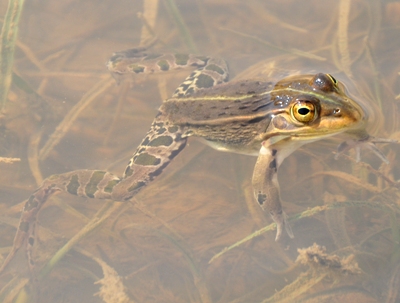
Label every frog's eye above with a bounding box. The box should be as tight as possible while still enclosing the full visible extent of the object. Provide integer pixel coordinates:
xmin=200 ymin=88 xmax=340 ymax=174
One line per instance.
xmin=310 ymin=73 xmax=336 ymax=92
xmin=291 ymin=100 xmax=318 ymax=123
xmin=328 ymin=74 xmax=337 ymax=84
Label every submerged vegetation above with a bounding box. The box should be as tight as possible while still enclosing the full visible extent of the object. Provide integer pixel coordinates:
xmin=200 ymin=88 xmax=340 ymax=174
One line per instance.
xmin=0 ymin=0 xmax=399 ymax=302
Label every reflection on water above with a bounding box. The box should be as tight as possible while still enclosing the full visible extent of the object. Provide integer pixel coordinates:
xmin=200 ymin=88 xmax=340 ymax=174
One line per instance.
xmin=0 ymin=0 xmax=399 ymax=302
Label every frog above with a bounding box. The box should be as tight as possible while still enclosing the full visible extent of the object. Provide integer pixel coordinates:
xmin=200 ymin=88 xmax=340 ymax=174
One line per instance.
xmin=0 ymin=47 xmax=395 ymax=273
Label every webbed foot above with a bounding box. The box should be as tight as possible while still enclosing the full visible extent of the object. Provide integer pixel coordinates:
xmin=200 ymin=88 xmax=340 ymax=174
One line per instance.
xmin=335 ymin=136 xmax=398 ymax=164
xmin=272 ymin=211 xmax=294 ymax=241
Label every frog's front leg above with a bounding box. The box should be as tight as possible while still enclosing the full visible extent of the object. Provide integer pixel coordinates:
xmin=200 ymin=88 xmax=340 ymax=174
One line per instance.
xmin=335 ymin=131 xmax=398 ymax=164
xmin=252 ymin=142 xmax=294 ymax=241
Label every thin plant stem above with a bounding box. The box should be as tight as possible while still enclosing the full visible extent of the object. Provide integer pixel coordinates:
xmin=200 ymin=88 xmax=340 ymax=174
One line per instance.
xmin=0 ymin=0 xmax=25 ymax=110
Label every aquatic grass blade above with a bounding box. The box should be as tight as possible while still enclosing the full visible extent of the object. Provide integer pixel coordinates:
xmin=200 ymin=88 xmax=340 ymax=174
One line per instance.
xmin=0 ymin=0 xmax=26 ymax=110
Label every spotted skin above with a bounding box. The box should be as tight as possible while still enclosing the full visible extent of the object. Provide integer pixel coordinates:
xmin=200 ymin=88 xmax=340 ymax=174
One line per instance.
xmin=1 ymin=47 xmax=395 ymax=275
xmin=0 ymin=49 xmax=228 ymax=274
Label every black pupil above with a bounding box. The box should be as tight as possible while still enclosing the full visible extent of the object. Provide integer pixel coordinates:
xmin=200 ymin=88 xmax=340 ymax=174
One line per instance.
xmin=298 ymin=108 xmax=310 ymax=115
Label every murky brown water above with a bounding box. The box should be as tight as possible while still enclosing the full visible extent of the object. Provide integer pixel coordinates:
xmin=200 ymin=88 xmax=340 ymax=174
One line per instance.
xmin=0 ymin=0 xmax=399 ymax=302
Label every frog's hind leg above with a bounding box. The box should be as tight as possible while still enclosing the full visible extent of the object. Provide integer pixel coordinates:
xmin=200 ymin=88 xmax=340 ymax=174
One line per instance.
xmin=0 ymin=169 xmax=121 ymax=273
xmin=1 ymin=51 xmax=228 ymax=274
xmin=0 ymin=115 xmax=189 ymax=272
xmin=172 ymin=56 xmax=229 ymax=97
xmin=0 ymin=116 xmax=188 ymax=273
xmin=110 ymin=113 xmax=188 ymax=201
xmin=107 ymin=49 xmax=229 ymax=91
xmin=109 ymin=55 xmax=229 ymax=199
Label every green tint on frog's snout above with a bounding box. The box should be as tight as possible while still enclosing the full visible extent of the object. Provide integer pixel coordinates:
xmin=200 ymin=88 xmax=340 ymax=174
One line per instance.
xmin=268 ymin=73 xmax=366 ymax=139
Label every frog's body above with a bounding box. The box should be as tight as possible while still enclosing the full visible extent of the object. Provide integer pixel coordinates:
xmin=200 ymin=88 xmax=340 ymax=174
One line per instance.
xmin=0 ymin=48 xmax=394 ymax=273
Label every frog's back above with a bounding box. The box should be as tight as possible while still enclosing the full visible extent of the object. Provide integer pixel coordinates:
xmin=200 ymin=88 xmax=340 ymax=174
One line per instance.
xmin=160 ymin=80 xmax=276 ymax=153
xmin=162 ymin=80 xmax=275 ymax=121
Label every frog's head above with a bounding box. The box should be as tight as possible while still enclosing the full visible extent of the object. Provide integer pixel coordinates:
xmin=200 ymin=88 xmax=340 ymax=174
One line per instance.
xmin=266 ymin=73 xmax=366 ymax=140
